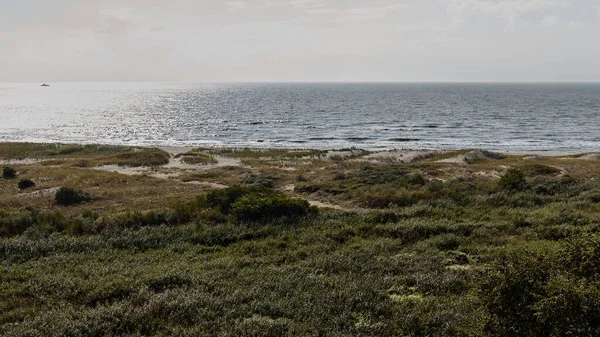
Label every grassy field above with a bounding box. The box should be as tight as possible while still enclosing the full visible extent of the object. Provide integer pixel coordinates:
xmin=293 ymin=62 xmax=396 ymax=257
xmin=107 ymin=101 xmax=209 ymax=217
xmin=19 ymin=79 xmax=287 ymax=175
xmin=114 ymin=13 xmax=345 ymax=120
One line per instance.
xmin=1 ymin=143 xmax=600 ymax=336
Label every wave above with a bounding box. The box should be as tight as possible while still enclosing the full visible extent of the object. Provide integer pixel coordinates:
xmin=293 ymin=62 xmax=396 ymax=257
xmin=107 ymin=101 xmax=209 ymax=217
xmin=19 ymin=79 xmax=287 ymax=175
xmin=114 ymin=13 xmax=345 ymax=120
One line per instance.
xmin=388 ymin=138 xmax=420 ymax=142
xmin=346 ymin=137 xmax=372 ymax=141
xmin=309 ymin=137 xmax=338 ymax=141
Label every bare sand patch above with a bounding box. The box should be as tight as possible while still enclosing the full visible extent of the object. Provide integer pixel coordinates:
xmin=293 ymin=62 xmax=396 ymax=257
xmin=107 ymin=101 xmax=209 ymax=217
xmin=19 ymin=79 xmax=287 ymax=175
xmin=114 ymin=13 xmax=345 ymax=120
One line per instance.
xmin=576 ymin=153 xmax=600 ymax=160
xmin=438 ymin=150 xmax=506 ymax=164
xmin=92 ymin=155 xmax=241 ymax=179
xmin=184 ymin=181 xmax=229 ymax=189
xmin=0 ymin=158 xmax=43 ymax=165
xmin=308 ymin=200 xmax=346 ymax=211
xmin=18 ymin=187 xmax=60 ymax=199
xmin=364 ymin=150 xmax=441 ymax=163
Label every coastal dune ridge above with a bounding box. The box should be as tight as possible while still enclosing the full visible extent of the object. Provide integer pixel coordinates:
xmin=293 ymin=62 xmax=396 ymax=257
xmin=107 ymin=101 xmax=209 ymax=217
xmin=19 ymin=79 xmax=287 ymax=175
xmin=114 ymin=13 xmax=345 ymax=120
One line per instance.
xmin=1 ymin=138 xmax=600 ymax=336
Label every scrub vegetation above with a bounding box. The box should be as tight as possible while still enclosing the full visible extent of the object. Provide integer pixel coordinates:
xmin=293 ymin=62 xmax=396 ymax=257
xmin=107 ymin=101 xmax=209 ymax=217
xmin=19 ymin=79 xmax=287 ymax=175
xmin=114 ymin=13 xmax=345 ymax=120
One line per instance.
xmin=1 ymin=143 xmax=600 ymax=336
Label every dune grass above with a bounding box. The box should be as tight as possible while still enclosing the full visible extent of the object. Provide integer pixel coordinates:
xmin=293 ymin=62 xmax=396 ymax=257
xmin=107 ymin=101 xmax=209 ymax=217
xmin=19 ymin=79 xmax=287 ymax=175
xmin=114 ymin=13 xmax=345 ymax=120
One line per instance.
xmin=1 ymin=143 xmax=600 ymax=336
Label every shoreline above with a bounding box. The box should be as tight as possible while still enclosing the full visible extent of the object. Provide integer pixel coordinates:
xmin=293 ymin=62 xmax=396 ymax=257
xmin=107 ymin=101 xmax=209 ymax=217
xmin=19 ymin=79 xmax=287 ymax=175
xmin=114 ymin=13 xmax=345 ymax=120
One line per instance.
xmin=0 ymin=141 xmax=594 ymax=158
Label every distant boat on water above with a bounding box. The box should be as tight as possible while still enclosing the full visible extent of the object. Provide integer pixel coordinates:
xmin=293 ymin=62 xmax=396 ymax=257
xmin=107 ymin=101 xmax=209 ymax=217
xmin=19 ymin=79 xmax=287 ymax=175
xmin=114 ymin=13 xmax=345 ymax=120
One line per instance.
xmin=41 ymin=83 xmax=50 ymax=87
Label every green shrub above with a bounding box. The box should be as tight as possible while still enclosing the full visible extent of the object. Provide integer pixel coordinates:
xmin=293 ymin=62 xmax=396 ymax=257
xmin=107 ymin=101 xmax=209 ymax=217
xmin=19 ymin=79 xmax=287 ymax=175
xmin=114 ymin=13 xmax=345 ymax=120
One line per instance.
xmin=231 ymin=194 xmax=314 ymax=223
xmin=482 ymin=251 xmax=552 ymax=336
xmin=179 ymin=153 xmax=217 ymax=165
xmin=406 ymin=172 xmax=427 ymax=186
xmin=204 ymin=185 xmax=262 ymax=214
xmin=533 ymin=176 xmax=578 ymax=196
xmin=2 ymin=166 xmax=16 ymax=179
xmin=482 ymin=235 xmax=600 ymax=337
xmin=0 ymin=209 xmax=34 ymax=237
xmin=105 ymin=150 xmax=170 ymax=167
xmin=0 ymin=207 xmax=69 ymax=237
xmin=521 ymin=164 xmax=561 ymax=177
xmin=498 ymin=168 xmax=526 ymax=191
xmin=434 ymin=234 xmax=463 ymax=251
xmin=55 ymin=187 xmax=92 ymax=206
xmin=17 ymin=179 xmax=35 ymax=189
xmin=199 ymin=185 xmax=315 ymax=224
xmin=241 ymin=173 xmax=276 ymax=188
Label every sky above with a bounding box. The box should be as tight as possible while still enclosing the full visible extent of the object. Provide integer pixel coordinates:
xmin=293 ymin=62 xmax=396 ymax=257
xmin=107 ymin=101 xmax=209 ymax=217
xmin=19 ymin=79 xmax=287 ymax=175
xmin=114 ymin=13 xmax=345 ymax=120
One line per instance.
xmin=0 ymin=0 xmax=599 ymax=82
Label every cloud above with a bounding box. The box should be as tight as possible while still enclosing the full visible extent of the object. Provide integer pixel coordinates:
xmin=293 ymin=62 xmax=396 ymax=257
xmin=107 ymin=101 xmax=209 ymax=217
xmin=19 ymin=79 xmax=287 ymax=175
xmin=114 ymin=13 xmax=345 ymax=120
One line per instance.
xmin=227 ymin=1 xmax=247 ymax=11
xmin=447 ymin=0 xmax=569 ymax=28
xmin=336 ymin=4 xmax=411 ymax=22
xmin=2 ymin=0 xmax=598 ymax=82
xmin=294 ymin=2 xmax=411 ymax=27
xmin=287 ymin=0 xmax=325 ymax=9
xmin=540 ymin=15 xmax=558 ymax=26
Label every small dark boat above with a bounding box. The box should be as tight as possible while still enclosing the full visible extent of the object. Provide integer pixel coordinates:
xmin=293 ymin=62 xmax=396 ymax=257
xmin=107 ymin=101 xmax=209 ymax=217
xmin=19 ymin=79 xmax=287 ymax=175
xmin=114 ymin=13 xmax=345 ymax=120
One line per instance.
xmin=41 ymin=83 xmax=50 ymax=87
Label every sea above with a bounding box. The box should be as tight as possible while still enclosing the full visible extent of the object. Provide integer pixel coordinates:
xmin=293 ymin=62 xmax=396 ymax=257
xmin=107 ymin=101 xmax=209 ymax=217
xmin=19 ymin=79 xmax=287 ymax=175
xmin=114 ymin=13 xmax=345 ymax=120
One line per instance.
xmin=0 ymin=82 xmax=599 ymax=153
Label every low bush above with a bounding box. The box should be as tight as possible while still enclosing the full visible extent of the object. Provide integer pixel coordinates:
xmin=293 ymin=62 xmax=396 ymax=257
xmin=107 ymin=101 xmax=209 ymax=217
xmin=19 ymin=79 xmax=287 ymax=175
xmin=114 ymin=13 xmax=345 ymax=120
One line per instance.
xmin=151 ymin=186 xmax=316 ymax=226
xmin=0 ymin=207 xmax=69 ymax=237
xmin=55 ymin=187 xmax=92 ymax=206
xmin=521 ymin=164 xmax=561 ymax=177
xmin=0 ymin=209 xmax=34 ymax=237
xmin=179 ymin=153 xmax=217 ymax=165
xmin=2 ymin=166 xmax=16 ymax=179
xmin=482 ymin=234 xmax=600 ymax=337
xmin=101 ymin=150 xmax=170 ymax=167
xmin=241 ymin=173 xmax=277 ymax=188
xmin=533 ymin=176 xmax=579 ymax=196
xmin=203 ymin=185 xmax=262 ymax=214
xmin=498 ymin=168 xmax=527 ymax=191
xmin=231 ymin=194 xmax=314 ymax=223
xmin=17 ymin=179 xmax=35 ymax=189
xmin=434 ymin=234 xmax=464 ymax=251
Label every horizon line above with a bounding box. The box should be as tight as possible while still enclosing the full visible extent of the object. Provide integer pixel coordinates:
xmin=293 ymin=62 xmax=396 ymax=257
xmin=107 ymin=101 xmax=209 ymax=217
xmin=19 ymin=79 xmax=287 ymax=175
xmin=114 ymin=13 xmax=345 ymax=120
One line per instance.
xmin=2 ymin=80 xmax=599 ymax=84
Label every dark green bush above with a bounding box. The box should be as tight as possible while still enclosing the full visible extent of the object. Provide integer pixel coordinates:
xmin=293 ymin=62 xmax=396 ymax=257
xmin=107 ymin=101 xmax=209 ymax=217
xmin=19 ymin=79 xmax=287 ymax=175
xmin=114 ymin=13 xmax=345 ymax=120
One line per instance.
xmin=425 ymin=178 xmax=490 ymax=205
xmin=482 ymin=235 xmax=600 ymax=337
xmin=204 ymin=185 xmax=263 ymax=214
xmin=200 ymin=185 xmax=315 ymax=224
xmin=231 ymin=194 xmax=314 ymax=223
xmin=0 ymin=209 xmax=34 ymax=237
xmin=434 ymin=234 xmax=463 ymax=251
xmin=533 ymin=176 xmax=578 ymax=196
xmin=406 ymin=172 xmax=427 ymax=186
xmin=482 ymin=251 xmax=552 ymax=337
xmin=521 ymin=164 xmax=561 ymax=177
xmin=55 ymin=187 xmax=92 ymax=206
xmin=2 ymin=166 xmax=16 ymax=179
xmin=498 ymin=168 xmax=527 ymax=191
xmin=17 ymin=179 xmax=35 ymax=189
xmin=0 ymin=207 xmax=69 ymax=237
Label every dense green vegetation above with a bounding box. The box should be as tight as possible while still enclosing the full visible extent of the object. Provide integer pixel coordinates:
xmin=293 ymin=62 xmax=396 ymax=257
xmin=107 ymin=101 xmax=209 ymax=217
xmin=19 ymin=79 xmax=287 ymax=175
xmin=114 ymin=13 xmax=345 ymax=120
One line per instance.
xmin=0 ymin=143 xmax=169 ymax=167
xmin=1 ymin=144 xmax=600 ymax=336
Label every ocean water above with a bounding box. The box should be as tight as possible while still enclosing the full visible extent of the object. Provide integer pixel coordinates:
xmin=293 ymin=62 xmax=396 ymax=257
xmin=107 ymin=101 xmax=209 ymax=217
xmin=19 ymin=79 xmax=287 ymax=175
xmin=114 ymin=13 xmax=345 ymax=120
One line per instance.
xmin=0 ymin=82 xmax=599 ymax=152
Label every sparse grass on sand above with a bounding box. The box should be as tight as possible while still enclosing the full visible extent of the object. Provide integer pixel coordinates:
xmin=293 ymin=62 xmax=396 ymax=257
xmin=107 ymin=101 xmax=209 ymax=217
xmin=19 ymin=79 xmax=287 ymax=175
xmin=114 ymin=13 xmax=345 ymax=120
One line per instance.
xmin=1 ymin=143 xmax=600 ymax=336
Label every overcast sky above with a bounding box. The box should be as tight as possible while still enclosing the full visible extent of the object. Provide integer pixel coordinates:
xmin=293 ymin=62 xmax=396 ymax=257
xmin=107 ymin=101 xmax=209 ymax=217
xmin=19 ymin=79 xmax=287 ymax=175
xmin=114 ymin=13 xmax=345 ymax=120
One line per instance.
xmin=1 ymin=0 xmax=599 ymax=82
